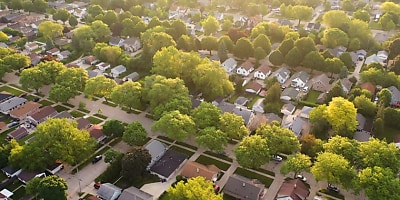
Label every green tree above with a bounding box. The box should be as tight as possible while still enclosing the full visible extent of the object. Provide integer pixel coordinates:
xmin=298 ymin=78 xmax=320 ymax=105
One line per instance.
xmin=19 ymin=67 xmax=44 ymax=93
xmin=294 ymin=37 xmax=317 ymax=57
xmin=269 ymin=50 xmax=284 ymax=66
xmin=170 ymin=19 xmax=187 ymax=40
xmin=26 ymin=177 xmax=41 ymax=197
xmin=339 ymin=52 xmax=353 ymax=69
xmin=201 ymin=15 xmax=219 ymax=35
xmin=322 ymin=10 xmax=351 ymax=28
xmin=91 ymin=20 xmax=112 ymax=43
xmin=302 ymin=51 xmax=325 ymax=71
xmin=2 ymin=53 xmax=30 ymax=72
xmin=323 ymin=136 xmax=360 ymax=166
xmin=196 ymin=127 xmax=228 ymax=152
xmin=104 ymin=149 xmax=123 ymax=164
xmin=378 ymin=88 xmax=392 ymax=107
xmin=321 ymin=28 xmax=349 ymax=48
xmin=84 ymin=76 xmax=117 ymax=100
xmin=49 ymin=84 xmax=75 ymax=103
xmin=122 ymin=121 xmax=148 ymax=146
xmin=353 ymin=10 xmax=370 ymax=23
xmin=285 ymin=47 xmax=302 ymax=67
xmin=359 ymin=138 xmax=400 ymax=173
xmin=102 ymin=120 xmax=125 ymax=137
xmin=152 ymin=111 xmax=196 ymax=141
xmin=341 ymin=0 xmax=354 ymax=11
xmin=358 ymin=166 xmax=400 ymax=200
xmin=68 ymin=15 xmax=78 ymax=27
xmin=37 ymin=175 xmax=68 ymax=200
xmin=191 ymin=102 xmax=221 ymax=129
xmin=218 ymin=112 xmax=249 ymax=140
xmin=253 ymin=34 xmax=271 ymax=54
xmin=311 ymin=152 xmax=356 ymax=187
xmin=280 ymin=153 xmax=312 ymax=177
xmin=292 ymin=5 xmax=313 ymax=26
xmin=121 ymin=147 xmax=151 ymax=182
xmin=110 ymin=81 xmax=142 ymax=111
xmin=201 ymin=36 xmax=218 ymax=55
xmin=278 ymin=38 xmax=294 ymax=56
xmin=388 ymin=38 xmax=400 ymax=60
xmin=353 ymin=95 xmax=377 ymax=118
xmin=325 ymin=57 xmax=344 ymax=76
xmin=55 ymin=67 xmax=88 ymax=93
xmin=87 ymin=5 xmax=104 ymax=17
xmin=300 ymin=134 xmax=324 ymax=158
xmin=166 ymin=177 xmax=223 ymax=200
xmin=256 ymin=123 xmax=301 ymax=155
xmin=38 ymin=21 xmax=63 ymax=41
xmin=53 ymin=8 xmax=71 ymax=24
xmin=325 ymin=97 xmax=357 ymax=137
xmin=234 ymin=135 xmax=270 ymax=168
xmin=142 ymin=29 xmax=176 ymax=60
xmin=218 ymin=41 xmax=228 ymax=62
xmin=233 ymin=38 xmax=254 ymax=59
xmin=218 ymin=36 xmax=234 ymax=52
xmin=0 ymin=31 xmax=8 ymax=42
xmin=72 ymin=25 xmax=95 ymax=52
xmin=221 ymin=19 xmax=233 ymax=31
xmin=102 ymin=10 xmax=118 ymax=26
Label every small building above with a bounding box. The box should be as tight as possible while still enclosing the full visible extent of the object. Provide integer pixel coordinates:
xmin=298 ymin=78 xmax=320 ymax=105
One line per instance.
xmin=53 ymin=111 xmax=73 ymax=119
xmin=309 ymin=74 xmax=331 ymax=93
xmin=88 ymin=125 xmax=107 ymax=143
xmin=0 ymin=93 xmax=13 ymax=103
xmin=276 ymin=179 xmax=309 ymax=200
xmin=291 ymin=71 xmax=310 ymax=88
xmin=17 ymin=170 xmax=46 ymax=184
xmin=388 ymin=86 xmax=400 ymax=106
xmin=245 ymin=81 xmax=263 ymax=94
xmin=0 ymin=97 xmax=27 ymax=114
xmin=109 ymin=37 xmax=124 ymax=47
xmin=46 ymin=48 xmax=60 ymax=56
xmin=232 ymin=106 xmax=256 ymax=127
xmin=9 ymin=101 xmax=40 ymax=121
xmin=223 ymin=174 xmax=266 ymax=200
xmin=97 ymin=183 xmax=122 ymax=200
xmin=0 ymin=189 xmax=13 ymax=200
xmin=76 ymin=117 xmax=91 ymax=130
xmin=1 ymin=166 xmax=22 ymax=178
xmin=46 ymin=162 xmax=63 ymax=175
xmin=149 ymin=149 xmax=188 ymax=180
xmin=123 ymin=72 xmax=140 ymax=82
xmin=283 ymin=116 xmax=305 ymax=138
xmin=122 ymin=37 xmax=141 ymax=52
xmin=111 ymin=65 xmax=127 ymax=78
xmin=180 ymin=161 xmax=221 ymax=182
xmin=299 ymin=106 xmax=313 ymax=119
xmin=96 ymin=62 xmax=111 ymax=71
xmin=281 ymin=103 xmax=296 ymax=116
xmin=360 ymin=82 xmax=376 ymax=95
xmin=234 ymin=96 xmax=249 ymax=106
xmin=27 ymin=106 xmax=58 ymax=126
xmin=145 ymin=140 xmax=168 ymax=168
xmin=271 ymin=67 xmax=291 ymax=84
xmin=265 ymin=113 xmax=282 ymax=124
xmin=57 ymin=50 xmax=71 ymax=60
xmin=83 ymin=55 xmax=99 ymax=65
xmin=117 ymin=186 xmax=153 ymax=200
xmin=221 ymin=58 xmax=237 ymax=73
xmin=252 ymin=98 xmax=265 ymax=113
xmin=253 ymin=62 xmax=272 ymax=80
xmin=281 ymin=88 xmax=300 ymax=101
xmin=236 ymin=60 xmax=255 ymax=76
xmin=6 ymin=127 xmax=28 ymax=141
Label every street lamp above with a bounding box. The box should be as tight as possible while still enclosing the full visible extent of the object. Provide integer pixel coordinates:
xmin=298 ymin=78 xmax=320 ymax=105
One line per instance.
xmin=78 ymin=178 xmax=82 ymax=194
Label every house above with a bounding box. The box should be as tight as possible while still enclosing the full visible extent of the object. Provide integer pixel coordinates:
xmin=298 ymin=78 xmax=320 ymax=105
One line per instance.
xmin=291 ymin=71 xmax=310 ymax=88
xmin=281 ymin=103 xmax=296 ymax=116
xmin=180 ymin=161 xmax=221 ymax=182
xmin=354 ymin=113 xmax=372 ymax=142
xmin=1 ymin=166 xmax=22 ymax=178
xmin=57 ymin=50 xmax=71 ymax=60
xmin=234 ymin=96 xmax=249 ymax=106
xmin=283 ymin=116 xmax=305 ymax=138
xmin=265 ymin=113 xmax=282 ymax=124
xmin=221 ymin=58 xmax=237 ymax=73
xmin=360 ymin=82 xmax=376 ymax=95
xmin=97 ymin=183 xmax=122 ymax=200
xmin=271 ymin=67 xmax=291 ymax=84
xmin=6 ymin=127 xmax=28 ymax=141
xmin=17 ymin=170 xmax=46 ymax=184
xmin=0 ymin=93 xmax=13 ymax=103
xmin=309 ymin=74 xmax=331 ymax=93
xmin=109 ymin=37 xmax=124 ymax=47
xmin=111 ymin=65 xmax=127 ymax=77
xmin=232 ymin=106 xmax=256 ymax=127
xmin=191 ymin=98 xmax=202 ymax=109
xmin=245 ymin=81 xmax=263 ymax=94
xmin=96 ymin=62 xmax=111 ymax=71
xmin=46 ymin=48 xmax=60 ymax=56
xmin=299 ymin=106 xmax=313 ymax=119
xmin=76 ymin=117 xmax=91 ymax=130
xmin=332 ymin=78 xmax=353 ymax=94
xmin=54 ymin=38 xmax=71 ymax=46
xmin=377 ymin=50 xmax=388 ymax=62
xmin=276 ymin=179 xmax=309 ymax=200
xmin=281 ymin=88 xmax=300 ymax=101
xmin=83 ymin=55 xmax=99 ymax=65
xmin=122 ymin=37 xmax=141 ymax=52
xmin=0 ymin=97 xmax=27 ymax=114
xmin=9 ymin=101 xmax=40 ymax=121
xmin=87 ymin=70 xmax=99 ymax=78
xmin=327 ymin=46 xmax=346 ymax=58
xmin=73 ymin=8 xmax=87 ymax=18
xmin=218 ymin=102 xmax=236 ymax=113
xmin=149 ymin=149 xmax=188 ymax=180
xmin=252 ymin=98 xmax=265 ymax=113
xmin=253 ymin=63 xmax=272 ymax=80
xmin=356 ymin=49 xmax=367 ymax=60
xmin=236 ymin=60 xmax=255 ymax=76
xmin=29 ymin=53 xmax=42 ymax=66
xmin=24 ymin=42 xmax=39 ymax=51
xmin=316 ymin=93 xmax=327 ymax=104
xmin=117 ymin=186 xmax=153 ymax=200
xmin=123 ymin=72 xmax=140 ymax=82
xmin=46 ymin=162 xmax=63 ymax=175
xmin=388 ymin=86 xmax=400 ymax=106
xmin=223 ymin=174 xmax=266 ymax=200
xmin=88 ymin=125 xmax=107 ymax=143
xmin=27 ymin=106 xmax=58 ymax=126
xmin=53 ymin=111 xmax=73 ymax=119
xmin=145 ymin=140 xmax=168 ymax=168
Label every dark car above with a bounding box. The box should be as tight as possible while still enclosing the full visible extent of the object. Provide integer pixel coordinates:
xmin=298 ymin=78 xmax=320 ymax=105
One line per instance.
xmin=327 ymin=184 xmax=340 ymax=193
xmin=33 ymin=98 xmax=40 ymax=102
xmin=94 ymin=182 xmax=101 ymax=189
xmin=7 ymin=121 xmax=19 ymax=128
xmin=92 ymin=155 xmax=102 ymax=164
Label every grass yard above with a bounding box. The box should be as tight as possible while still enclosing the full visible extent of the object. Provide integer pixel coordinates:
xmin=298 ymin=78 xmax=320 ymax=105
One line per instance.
xmin=18 ymin=132 xmax=36 ymax=145
xmin=38 ymin=100 xmax=54 ymax=107
xmin=5 ymin=180 xmax=23 ymax=192
xmin=0 ymin=171 xmax=7 ymax=182
xmin=62 ymin=102 xmax=75 ymax=108
xmin=170 ymin=145 xmax=195 ymax=157
xmin=377 ymin=126 xmax=400 ymax=143
xmin=0 ymin=127 xmax=17 ymax=145
xmin=254 ymin=167 xmax=275 ymax=177
xmin=195 ymin=155 xmax=230 ymax=171
xmin=114 ymin=173 xmax=159 ymax=189
xmin=234 ymin=168 xmax=274 ymax=187
xmin=175 ymin=141 xmax=198 ymax=150
xmin=305 ymin=90 xmax=321 ymax=104
xmin=24 ymin=95 xmax=37 ymax=101
xmin=0 ymin=86 xmax=24 ymax=96
xmin=204 ymin=151 xmax=233 ymax=162
xmin=78 ymin=108 xmax=90 ymax=113
xmin=94 ymin=113 xmax=108 ymax=119
xmin=70 ymin=110 xmax=85 ymax=118
xmin=54 ymin=105 xmax=69 ymax=112
xmin=87 ymin=116 xmax=103 ymax=124
xmin=72 ymin=146 xmax=111 ymax=174
xmin=9 ymin=84 xmax=32 ymax=92
xmin=157 ymin=135 xmax=175 ymax=143
xmin=223 ymin=194 xmax=237 ymax=200
xmin=10 ymin=186 xmax=26 ymax=199
xmin=109 ymin=137 xmax=123 ymax=146
xmin=102 ymin=101 xmax=118 ymax=107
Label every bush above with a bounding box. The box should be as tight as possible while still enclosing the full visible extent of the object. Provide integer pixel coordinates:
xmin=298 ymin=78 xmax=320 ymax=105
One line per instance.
xmin=95 ymin=158 xmax=122 ymax=183
xmin=176 ymin=175 xmax=183 ymax=182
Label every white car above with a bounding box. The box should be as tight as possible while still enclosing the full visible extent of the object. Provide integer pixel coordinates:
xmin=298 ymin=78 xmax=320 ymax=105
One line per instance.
xmin=272 ymin=155 xmax=283 ymax=162
xmin=296 ymin=174 xmax=307 ymax=182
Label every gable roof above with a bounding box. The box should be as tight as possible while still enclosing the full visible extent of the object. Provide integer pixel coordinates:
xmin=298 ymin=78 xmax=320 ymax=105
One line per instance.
xmin=232 ymin=106 xmax=254 ymax=125
xmin=149 ymin=149 xmax=188 ymax=178
xmin=76 ymin=117 xmax=91 ymax=130
xmin=181 ymin=161 xmax=221 ymax=181
xmin=360 ymin=82 xmax=376 ymax=94
xmin=311 ymin=74 xmax=330 ymax=87
xmin=145 ymin=140 xmax=168 ymax=166
xmin=276 ymin=179 xmax=309 ymax=200
xmin=0 ymin=97 xmax=27 ymax=112
xmin=340 ymin=78 xmax=353 ymax=91
xmin=98 ymin=183 xmax=122 ymax=200
xmin=7 ymin=127 xmax=28 ymax=141
xmin=218 ymin=102 xmax=236 ymax=113
xmin=246 ymin=81 xmax=263 ymax=92
xmin=0 ymin=92 xmax=13 ymax=103
xmin=118 ymin=186 xmax=153 ymax=200
xmin=112 ymin=65 xmax=126 ymax=73
xmin=255 ymin=62 xmax=271 ymax=74
xmin=223 ymin=174 xmax=265 ymax=200
xmin=221 ymin=58 xmax=237 ymax=72
xmin=240 ymin=60 xmax=254 ymax=70
xmin=123 ymin=37 xmax=140 ymax=45
xmin=53 ymin=111 xmax=73 ymax=119
xmin=265 ymin=113 xmax=282 ymax=124
xmin=281 ymin=88 xmax=299 ymax=99
xmin=9 ymin=101 xmax=40 ymax=118
xmin=30 ymin=106 xmax=57 ymax=121
xmin=88 ymin=125 xmax=104 ymax=140
xmin=272 ymin=67 xmax=290 ymax=78
xmin=388 ymin=86 xmax=400 ymax=105
xmin=291 ymin=71 xmax=310 ymax=82
xmin=109 ymin=37 xmax=123 ymax=45
xmin=235 ymin=96 xmax=249 ymax=106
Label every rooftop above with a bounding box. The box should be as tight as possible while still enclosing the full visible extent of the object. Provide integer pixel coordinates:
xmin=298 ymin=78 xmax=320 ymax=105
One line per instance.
xmin=149 ymin=149 xmax=188 ymax=179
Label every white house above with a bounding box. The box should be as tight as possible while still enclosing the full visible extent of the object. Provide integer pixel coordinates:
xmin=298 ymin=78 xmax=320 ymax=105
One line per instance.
xmin=236 ymin=60 xmax=254 ymax=76
xmin=377 ymin=50 xmax=388 ymax=62
xmin=109 ymin=37 xmax=124 ymax=47
xmin=72 ymin=8 xmax=86 ymax=19
xmin=245 ymin=81 xmax=262 ymax=94
xmin=110 ymin=65 xmax=126 ymax=77
xmin=122 ymin=37 xmax=141 ymax=52
xmin=221 ymin=58 xmax=237 ymax=73
xmin=123 ymin=72 xmax=140 ymax=82
xmin=57 ymin=50 xmax=71 ymax=60
xmin=96 ymin=62 xmax=111 ymax=71
xmin=271 ymin=67 xmax=290 ymax=84
xmin=290 ymin=71 xmax=310 ymax=88
xmin=253 ymin=62 xmax=271 ymax=80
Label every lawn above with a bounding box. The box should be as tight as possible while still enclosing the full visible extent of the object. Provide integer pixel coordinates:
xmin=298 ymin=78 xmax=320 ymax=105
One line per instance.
xmin=234 ymin=168 xmax=274 ymax=187
xmin=70 ymin=110 xmax=85 ymax=118
xmin=254 ymin=167 xmax=275 ymax=177
xmin=94 ymin=113 xmax=108 ymax=119
xmin=0 ymin=86 xmax=24 ymax=96
xmin=170 ymin=145 xmax=195 ymax=157
xmin=0 ymin=171 xmax=7 ymax=182
xmin=72 ymin=146 xmax=111 ymax=174
xmin=305 ymin=90 xmax=321 ymax=103
xmin=38 ymin=100 xmax=54 ymax=107
xmin=204 ymin=151 xmax=233 ymax=162
xmin=87 ymin=116 xmax=103 ymax=124
xmin=24 ymin=95 xmax=37 ymax=101
xmin=0 ymin=127 xmax=17 ymax=145
xmin=10 ymin=186 xmax=26 ymax=199
xmin=223 ymin=194 xmax=237 ymax=200
xmin=78 ymin=108 xmax=90 ymax=113
xmin=157 ymin=135 xmax=175 ymax=143
xmin=195 ymin=155 xmax=230 ymax=171
xmin=5 ymin=180 xmax=23 ymax=192
xmin=102 ymin=101 xmax=118 ymax=107
xmin=114 ymin=173 xmax=159 ymax=189
xmin=62 ymin=102 xmax=75 ymax=108
xmin=9 ymin=84 xmax=32 ymax=92
xmin=175 ymin=141 xmax=198 ymax=150
xmin=54 ymin=105 xmax=69 ymax=112
xmin=377 ymin=126 xmax=400 ymax=143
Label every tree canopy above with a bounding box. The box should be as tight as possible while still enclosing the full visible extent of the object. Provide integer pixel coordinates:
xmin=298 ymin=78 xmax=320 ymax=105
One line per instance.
xmin=152 ymin=110 xmax=196 ymax=141
xmin=234 ymin=135 xmax=270 ymax=168
xmin=166 ymin=177 xmax=223 ymax=200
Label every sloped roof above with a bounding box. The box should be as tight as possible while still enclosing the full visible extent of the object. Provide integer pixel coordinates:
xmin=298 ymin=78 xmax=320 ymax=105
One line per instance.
xmin=29 ymin=106 xmax=57 ymax=121
xmin=281 ymin=88 xmax=299 ymax=99
xmin=232 ymin=106 xmax=254 ymax=125
xmin=255 ymin=62 xmax=271 ymax=74
xmin=98 ymin=183 xmax=122 ymax=200
xmin=88 ymin=125 xmax=104 ymax=140
xmin=145 ymin=140 xmax=168 ymax=166
xmin=181 ymin=161 xmax=221 ymax=181
xmin=360 ymin=82 xmax=376 ymax=94
xmin=311 ymin=74 xmax=330 ymax=87
xmin=76 ymin=117 xmax=91 ymax=130
xmin=8 ymin=127 xmax=28 ymax=141
xmin=9 ymin=101 xmax=40 ymax=118
xmin=118 ymin=186 xmax=153 ymax=200
xmin=291 ymin=71 xmax=310 ymax=82
xmin=240 ymin=60 xmax=254 ymax=70
xmin=272 ymin=67 xmax=290 ymax=78
xmin=276 ymin=179 xmax=309 ymax=200
xmin=246 ymin=81 xmax=262 ymax=92
xmin=223 ymin=174 xmax=265 ymax=200
xmin=0 ymin=97 xmax=27 ymax=112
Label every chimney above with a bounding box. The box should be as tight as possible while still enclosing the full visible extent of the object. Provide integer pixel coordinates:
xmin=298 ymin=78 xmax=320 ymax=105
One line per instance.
xmin=196 ymin=168 xmax=199 ymax=173
xmin=294 ymin=184 xmax=297 ymax=188
xmin=242 ymin=183 xmax=246 ymax=187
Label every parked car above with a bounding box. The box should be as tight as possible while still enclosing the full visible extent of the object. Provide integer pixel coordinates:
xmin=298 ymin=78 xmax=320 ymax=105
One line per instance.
xmin=327 ymin=184 xmax=340 ymax=193
xmin=272 ymin=155 xmax=283 ymax=162
xmin=296 ymin=174 xmax=307 ymax=182
xmin=7 ymin=121 xmax=19 ymax=128
xmin=214 ymin=185 xmax=220 ymax=194
xmin=33 ymin=98 xmax=40 ymax=102
xmin=94 ymin=182 xmax=101 ymax=189
xmin=92 ymin=155 xmax=102 ymax=164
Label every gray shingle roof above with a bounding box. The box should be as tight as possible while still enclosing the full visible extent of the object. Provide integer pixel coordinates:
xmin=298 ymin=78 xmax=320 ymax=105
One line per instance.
xmin=97 ymin=183 xmax=122 ymax=200
xmin=223 ymin=174 xmax=265 ymax=200
xmin=118 ymin=186 xmax=153 ymax=200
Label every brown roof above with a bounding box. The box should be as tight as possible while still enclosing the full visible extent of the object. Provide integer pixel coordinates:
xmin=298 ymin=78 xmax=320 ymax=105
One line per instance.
xmin=246 ymin=81 xmax=263 ymax=91
xmin=256 ymin=62 xmax=271 ymax=74
xmin=30 ymin=106 xmax=57 ymax=121
xmin=88 ymin=125 xmax=104 ymax=140
xmin=76 ymin=117 xmax=91 ymax=130
xmin=8 ymin=127 xmax=28 ymax=141
xmin=0 ymin=122 xmax=6 ymax=129
xmin=276 ymin=179 xmax=309 ymax=200
xmin=240 ymin=60 xmax=254 ymax=70
xmin=180 ymin=161 xmax=220 ymax=181
xmin=9 ymin=101 xmax=40 ymax=118
xmin=88 ymin=196 xmax=100 ymax=200
xmin=360 ymin=82 xmax=376 ymax=95
xmin=84 ymin=55 xmax=98 ymax=63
